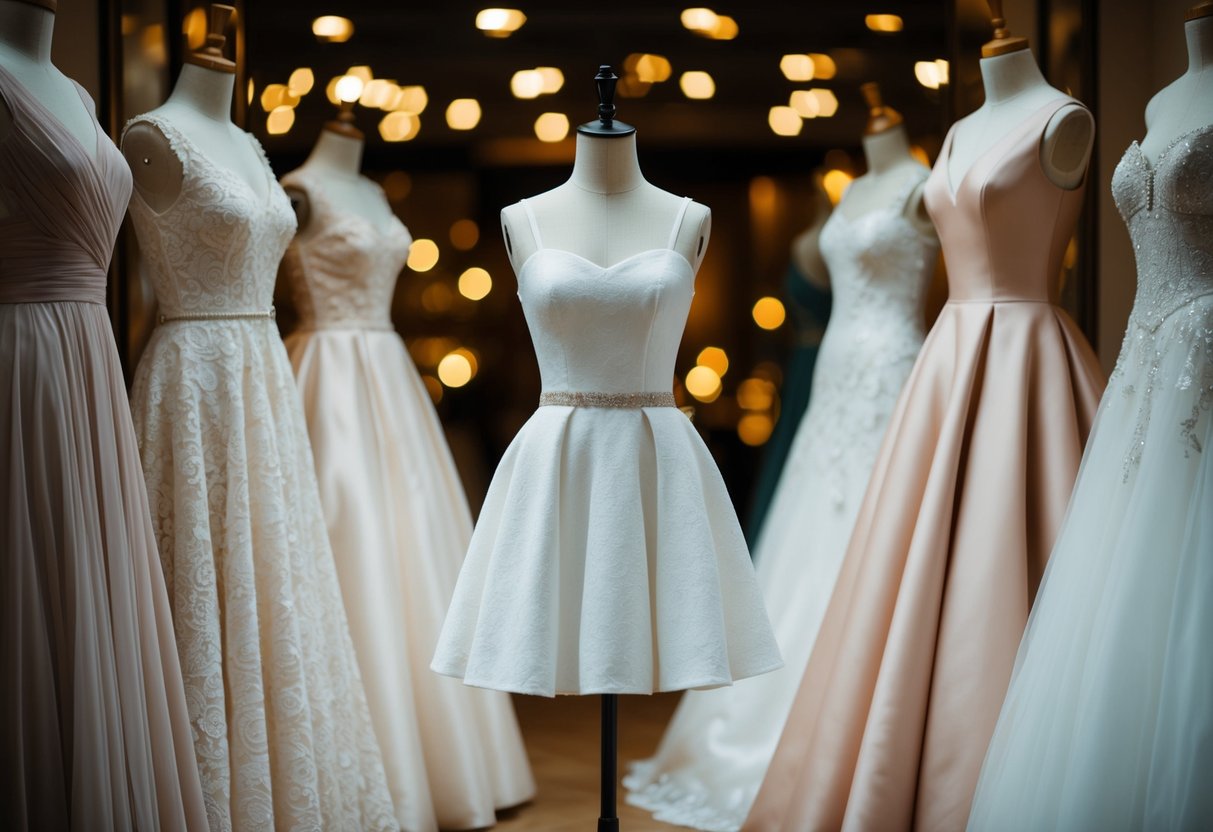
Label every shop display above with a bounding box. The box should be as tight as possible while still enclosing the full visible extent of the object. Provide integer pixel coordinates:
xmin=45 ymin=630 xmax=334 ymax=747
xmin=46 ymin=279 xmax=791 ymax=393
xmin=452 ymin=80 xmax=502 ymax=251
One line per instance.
xmin=280 ymin=110 xmax=535 ymax=831
xmin=625 ymin=83 xmax=937 ymax=832
xmin=121 ymin=8 xmax=396 ymax=829
xmin=968 ymin=5 xmax=1213 ymax=829
xmin=0 ymin=2 xmax=207 ymax=828
xmin=744 ymin=11 xmax=1105 ymax=832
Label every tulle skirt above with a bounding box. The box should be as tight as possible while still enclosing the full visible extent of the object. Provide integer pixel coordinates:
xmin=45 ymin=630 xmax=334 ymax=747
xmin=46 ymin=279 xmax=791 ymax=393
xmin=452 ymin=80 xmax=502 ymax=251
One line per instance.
xmin=968 ymin=295 xmax=1213 ymax=832
xmin=1 ymin=301 xmax=207 ymax=831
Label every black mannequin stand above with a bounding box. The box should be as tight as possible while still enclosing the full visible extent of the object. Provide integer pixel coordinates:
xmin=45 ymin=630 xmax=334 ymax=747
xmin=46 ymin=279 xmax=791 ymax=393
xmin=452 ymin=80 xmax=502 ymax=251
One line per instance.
xmin=599 ymin=694 xmax=620 ymax=831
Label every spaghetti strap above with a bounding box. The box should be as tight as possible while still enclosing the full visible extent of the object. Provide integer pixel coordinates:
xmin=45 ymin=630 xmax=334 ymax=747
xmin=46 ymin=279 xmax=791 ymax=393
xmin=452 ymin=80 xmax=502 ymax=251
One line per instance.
xmin=667 ymin=196 xmax=693 ymax=250
xmin=520 ymin=198 xmax=544 ymax=248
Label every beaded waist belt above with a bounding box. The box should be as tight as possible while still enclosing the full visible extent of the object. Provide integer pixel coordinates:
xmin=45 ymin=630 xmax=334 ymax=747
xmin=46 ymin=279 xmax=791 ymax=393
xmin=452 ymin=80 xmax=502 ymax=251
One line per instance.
xmin=538 ymin=391 xmax=676 ymax=409
xmin=158 ymin=307 xmax=276 ymax=324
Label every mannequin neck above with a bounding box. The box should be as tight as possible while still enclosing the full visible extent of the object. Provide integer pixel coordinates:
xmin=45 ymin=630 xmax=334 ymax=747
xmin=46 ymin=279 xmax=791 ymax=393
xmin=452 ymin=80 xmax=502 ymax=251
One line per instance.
xmin=304 ymin=128 xmax=364 ymax=177
xmin=166 ymin=62 xmax=235 ymax=123
xmin=1187 ymin=16 xmax=1213 ymax=72
xmin=569 ymin=132 xmax=646 ymax=194
xmin=862 ymin=125 xmax=913 ymax=174
xmin=0 ymin=1 xmax=54 ymax=63
xmin=979 ymin=48 xmax=1048 ymax=105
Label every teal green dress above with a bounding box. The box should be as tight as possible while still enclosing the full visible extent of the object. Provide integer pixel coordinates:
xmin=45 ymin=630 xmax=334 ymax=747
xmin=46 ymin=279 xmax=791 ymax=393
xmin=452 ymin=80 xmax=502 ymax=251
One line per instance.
xmin=746 ymin=262 xmax=831 ymax=543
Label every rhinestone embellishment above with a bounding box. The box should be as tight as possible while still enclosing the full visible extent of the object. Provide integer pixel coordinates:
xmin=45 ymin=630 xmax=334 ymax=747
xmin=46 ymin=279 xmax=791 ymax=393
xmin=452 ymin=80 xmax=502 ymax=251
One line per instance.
xmin=539 ymin=391 xmax=676 ymax=409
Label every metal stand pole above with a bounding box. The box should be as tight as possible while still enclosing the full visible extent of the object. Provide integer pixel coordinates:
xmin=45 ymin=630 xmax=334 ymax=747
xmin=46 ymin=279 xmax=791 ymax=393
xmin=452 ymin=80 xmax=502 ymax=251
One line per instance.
xmin=598 ymin=693 xmax=620 ymax=831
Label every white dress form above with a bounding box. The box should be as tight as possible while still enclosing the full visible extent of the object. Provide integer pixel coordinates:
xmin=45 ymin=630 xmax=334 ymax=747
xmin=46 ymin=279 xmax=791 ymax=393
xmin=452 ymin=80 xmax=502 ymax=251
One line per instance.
xmin=1140 ymin=8 xmax=1213 ymax=159
xmin=284 ymin=127 xmax=395 ymax=232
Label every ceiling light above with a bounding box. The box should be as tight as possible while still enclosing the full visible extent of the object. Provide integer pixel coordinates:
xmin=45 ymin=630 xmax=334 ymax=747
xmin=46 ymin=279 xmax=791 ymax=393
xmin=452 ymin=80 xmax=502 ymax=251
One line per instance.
xmin=752 ymin=296 xmax=787 ymax=329
xmin=266 ymin=106 xmax=294 ymax=135
xmin=312 ymin=15 xmax=353 ymax=43
xmin=379 ymin=111 xmax=419 ymax=142
xmin=536 ymin=67 xmax=564 ymax=93
xmin=445 ymin=98 xmax=482 ymax=130
xmin=408 ymin=239 xmax=440 ymax=272
xmin=476 ymin=8 xmax=526 ymax=37
xmin=680 ymin=7 xmax=719 ymax=32
xmin=511 ymin=69 xmax=543 ymax=99
xmin=458 ymin=268 xmax=493 ymax=301
xmin=768 ymin=105 xmax=802 ymax=136
xmin=809 ymin=88 xmax=838 ymax=117
xmin=780 ymin=54 xmax=814 ymax=82
xmin=809 ymin=53 xmax=837 ymax=79
xmin=679 ymin=70 xmax=715 ymax=99
xmin=288 ymin=67 xmax=314 ymax=96
xmin=334 ymin=75 xmax=364 ymax=104
xmin=865 ymin=13 xmax=904 ymax=32
xmin=534 ymin=112 xmax=570 ymax=142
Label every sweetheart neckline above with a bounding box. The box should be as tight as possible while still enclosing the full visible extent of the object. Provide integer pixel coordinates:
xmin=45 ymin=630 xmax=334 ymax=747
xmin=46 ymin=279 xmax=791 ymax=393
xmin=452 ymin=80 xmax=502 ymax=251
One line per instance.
xmin=518 ymin=245 xmax=696 ymax=279
xmin=1127 ymin=123 xmax=1213 ymax=171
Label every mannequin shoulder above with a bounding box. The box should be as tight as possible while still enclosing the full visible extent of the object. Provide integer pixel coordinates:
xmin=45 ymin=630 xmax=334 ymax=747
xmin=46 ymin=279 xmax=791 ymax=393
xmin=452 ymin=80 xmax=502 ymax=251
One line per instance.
xmin=500 ymin=201 xmax=539 ymax=273
xmin=122 ymin=116 xmax=184 ymax=213
xmin=1040 ymin=100 xmax=1094 ymax=190
xmin=673 ymin=199 xmax=711 ymax=267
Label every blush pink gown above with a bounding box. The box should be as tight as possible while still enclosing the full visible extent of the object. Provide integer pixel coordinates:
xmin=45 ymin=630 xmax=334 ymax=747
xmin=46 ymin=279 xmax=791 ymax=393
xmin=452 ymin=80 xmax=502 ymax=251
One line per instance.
xmin=745 ymin=98 xmax=1105 ymax=832
xmin=0 ymin=66 xmax=207 ymax=830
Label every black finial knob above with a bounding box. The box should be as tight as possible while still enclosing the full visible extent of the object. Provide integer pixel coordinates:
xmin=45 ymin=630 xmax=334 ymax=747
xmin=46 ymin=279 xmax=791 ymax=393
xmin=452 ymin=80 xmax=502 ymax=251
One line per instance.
xmin=594 ymin=65 xmax=618 ymax=127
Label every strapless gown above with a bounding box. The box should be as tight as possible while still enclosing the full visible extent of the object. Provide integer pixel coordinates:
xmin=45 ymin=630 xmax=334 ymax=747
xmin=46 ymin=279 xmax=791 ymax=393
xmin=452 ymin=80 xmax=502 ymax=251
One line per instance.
xmin=0 ymin=67 xmax=207 ymax=830
xmin=746 ymin=99 xmax=1105 ymax=832
xmin=625 ymin=171 xmax=935 ymax=831
xmin=124 ymin=114 xmax=396 ymax=831
xmin=432 ymin=197 xmax=782 ymax=696
xmin=281 ymin=167 xmax=536 ymax=831
xmin=968 ymin=126 xmax=1213 ymax=832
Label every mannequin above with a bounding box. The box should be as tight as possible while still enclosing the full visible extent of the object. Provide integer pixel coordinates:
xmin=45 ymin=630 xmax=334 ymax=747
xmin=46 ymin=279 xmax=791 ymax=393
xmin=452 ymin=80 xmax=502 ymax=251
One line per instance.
xmin=501 ymin=69 xmax=709 ymax=274
xmin=1140 ymin=1 xmax=1213 ymax=160
xmin=790 ymin=172 xmax=831 ymax=288
xmin=0 ymin=0 xmax=96 ymax=218
xmin=947 ymin=0 xmax=1093 ymax=192
xmin=122 ymin=4 xmax=266 ymax=213
xmin=834 ymin=82 xmax=936 ymax=236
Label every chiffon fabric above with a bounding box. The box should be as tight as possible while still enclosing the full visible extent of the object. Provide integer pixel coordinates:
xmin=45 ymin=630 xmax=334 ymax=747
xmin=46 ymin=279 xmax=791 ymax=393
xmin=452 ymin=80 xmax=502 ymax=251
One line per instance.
xmin=281 ymin=167 xmax=536 ymax=831
xmin=745 ymin=262 xmax=831 ymax=541
xmin=432 ymin=197 xmax=782 ymax=696
xmin=0 ymin=68 xmax=207 ymax=830
xmin=625 ymin=170 xmax=936 ymax=832
xmin=746 ymin=98 xmax=1105 ymax=832
xmin=124 ymin=114 xmax=397 ymax=831
xmin=968 ymin=126 xmax=1213 ymax=832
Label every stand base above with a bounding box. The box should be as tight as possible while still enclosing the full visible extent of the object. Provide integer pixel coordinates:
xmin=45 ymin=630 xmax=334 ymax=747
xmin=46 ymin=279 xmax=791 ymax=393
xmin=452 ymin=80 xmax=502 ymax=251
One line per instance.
xmin=598 ymin=819 xmax=620 ymax=832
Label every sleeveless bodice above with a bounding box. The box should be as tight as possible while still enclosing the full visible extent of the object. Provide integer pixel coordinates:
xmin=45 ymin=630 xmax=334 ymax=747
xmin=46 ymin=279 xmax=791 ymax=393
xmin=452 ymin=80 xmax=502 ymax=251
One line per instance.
xmin=122 ymin=114 xmax=295 ymax=318
xmin=925 ymin=100 xmax=1087 ymax=304
xmin=517 ymin=197 xmax=694 ymax=395
xmin=1112 ymin=126 xmax=1213 ymax=332
xmin=280 ymin=168 xmax=411 ymax=330
xmin=0 ymin=65 xmax=131 ymax=305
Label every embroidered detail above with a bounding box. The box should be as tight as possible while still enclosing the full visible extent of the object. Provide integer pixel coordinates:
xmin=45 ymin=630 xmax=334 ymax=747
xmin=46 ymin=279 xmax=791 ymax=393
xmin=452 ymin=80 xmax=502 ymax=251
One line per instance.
xmin=539 ymin=390 xmax=676 ymax=408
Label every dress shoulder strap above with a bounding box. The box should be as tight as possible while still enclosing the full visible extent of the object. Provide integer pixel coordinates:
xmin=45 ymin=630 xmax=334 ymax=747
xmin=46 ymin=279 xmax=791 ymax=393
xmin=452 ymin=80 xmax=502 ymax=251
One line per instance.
xmin=667 ymin=196 xmax=693 ymax=250
xmin=520 ymin=197 xmax=544 ymax=248
xmin=121 ymin=112 xmax=193 ymax=175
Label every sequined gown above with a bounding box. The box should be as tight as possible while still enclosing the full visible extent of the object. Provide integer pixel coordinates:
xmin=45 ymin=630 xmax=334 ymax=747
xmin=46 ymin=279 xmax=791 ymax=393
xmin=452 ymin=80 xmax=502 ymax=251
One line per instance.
xmin=968 ymin=125 xmax=1213 ymax=832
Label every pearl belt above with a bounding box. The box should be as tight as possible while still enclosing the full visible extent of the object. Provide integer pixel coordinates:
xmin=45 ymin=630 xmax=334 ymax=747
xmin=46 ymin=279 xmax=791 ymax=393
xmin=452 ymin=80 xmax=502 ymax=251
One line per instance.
xmin=538 ymin=391 xmax=676 ymax=409
xmin=158 ymin=307 xmax=277 ymax=324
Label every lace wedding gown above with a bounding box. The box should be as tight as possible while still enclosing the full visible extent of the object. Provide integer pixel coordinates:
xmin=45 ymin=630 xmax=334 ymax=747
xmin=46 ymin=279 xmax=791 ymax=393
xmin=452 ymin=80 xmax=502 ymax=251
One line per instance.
xmin=0 ymin=65 xmax=207 ymax=832
xmin=432 ymin=197 xmax=781 ymax=696
xmin=281 ymin=168 xmax=535 ymax=831
xmin=625 ymin=171 xmax=936 ymax=831
xmin=746 ymin=99 xmax=1105 ymax=832
xmin=124 ymin=114 xmax=396 ymax=831
xmin=968 ymin=126 xmax=1213 ymax=832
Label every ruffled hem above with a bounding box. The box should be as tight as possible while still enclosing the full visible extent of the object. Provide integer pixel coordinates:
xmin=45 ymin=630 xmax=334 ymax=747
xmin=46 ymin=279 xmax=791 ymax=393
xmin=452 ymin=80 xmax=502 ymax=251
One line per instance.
xmin=433 ymin=404 xmax=782 ymax=697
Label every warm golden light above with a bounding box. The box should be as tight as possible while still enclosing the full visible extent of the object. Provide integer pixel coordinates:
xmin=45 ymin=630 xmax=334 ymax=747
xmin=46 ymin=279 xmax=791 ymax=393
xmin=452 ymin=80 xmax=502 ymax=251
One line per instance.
xmin=346 ymin=65 xmax=373 ymax=84
xmin=809 ymin=88 xmax=839 ymax=117
xmin=394 ymin=86 xmax=428 ymax=114
xmin=266 ymin=106 xmax=295 ymax=136
xmin=780 ymin=54 xmax=814 ymax=82
xmin=450 ymin=219 xmax=479 ymax=250
xmin=809 ymin=53 xmax=837 ymax=79
xmin=247 ymin=78 xmax=255 ymax=105
xmin=407 ymin=239 xmax=440 ymax=272
xmin=910 ymin=145 xmax=930 ymax=166
xmin=708 ymin=14 xmax=738 ymax=39
xmin=445 ymin=98 xmax=482 ymax=130
xmin=680 ymin=7 xmax=719 ymax=33
xmin=288 ymin=67 xmax=314 ymax=96
xmin=635 ymin=54 xmax=673 ymax=83
xmin=510 ymin=69 xmax=543 ymax=99
xmin=536 ymin=66 xmax=564 ymax=93
xmin=260 ymin=84 xmax=287 ymax=112
xmin=421 ymin=282 xmax=455 ymax=314
xmin=379 ymin=111 xmax=420 ymax=142
xmin=737 ymin=377 xmax=776 ymax=411
xmin=915 ymin=58 xmax=950 ymax=90
xmin=360 ymin=78 xmax=397 ymax=109
xmin=752 ymin=296 xmax=787 ymax=329
xmin=437 ymin=352 xmax=473 ymax=387
xmin=458 ymin=267 xmax=493 ymax=301
xmin=421 ymin=375 xmax=443 ymax=404
xmin=140 ymin=23 xmax=167 ymax=68
xmin=325 ymin=76 xmax=342 ymax=105
xmin=696 ymin=346 xmax=729 ymax=377
xmin=312 ymin=15 xmax=354 ymax=43
xmin=476 ymin=8 xmax=526 ymax=36
xmin=679 ymin=71 xmax=715 ymax=99
xmin=738 ymin=413 xmax=775 ymax=446
xmin=865 ymin=13 xmax=904 ymax=32
xmin=183 ymin=7 xmax=207 ymax=50
xmin=335 ymin=75 xmax=364 ymax=103
xmin=789 ymin=90 xmax=820 ymax=119
xmin=768 ymin=106 xmax=803 ymax=137
xmin=383 ymin=171 xmax=412 ymax=202
xmin=823 ymin=168 xmax=854 ymax=205
xmin=685 ymin=365 xmax=723 ymax=403
xmin=534 ymin=112 xmax=570 ymax=142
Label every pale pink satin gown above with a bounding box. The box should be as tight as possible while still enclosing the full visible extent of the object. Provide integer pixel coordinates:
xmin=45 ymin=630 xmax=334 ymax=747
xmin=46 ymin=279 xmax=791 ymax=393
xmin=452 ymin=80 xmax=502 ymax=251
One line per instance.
xmin=281 ymin=168 xmax=536 ymax=831
xmin=746 ymin=98 xmax=1105 ymax=832
xmin=0 ymin=67 xmax=207 ymax=829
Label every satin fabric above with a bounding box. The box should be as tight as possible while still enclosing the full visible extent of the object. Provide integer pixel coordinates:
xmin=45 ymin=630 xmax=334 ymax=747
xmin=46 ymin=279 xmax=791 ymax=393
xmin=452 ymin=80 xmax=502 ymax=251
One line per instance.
xmin=0 ymin=66 xmax=207 ymax=829
xmin=282 ymin=167 xmax=535 ymax=831
xmin=746 ymin=99 xmax=1105 ymax=832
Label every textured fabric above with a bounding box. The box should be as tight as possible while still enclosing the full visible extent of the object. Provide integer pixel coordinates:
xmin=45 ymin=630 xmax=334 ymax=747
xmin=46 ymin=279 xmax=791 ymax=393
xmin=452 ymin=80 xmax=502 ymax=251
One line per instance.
xmin=432 ymin=197 xmax=782 ymax=696
xmin=0 ymin=66 xmax=207 ymax=830
xmin=745 ymin=262 xmax=831 ymax=542
xmin=745 ymin=99 xmax=1106 ymax=832
xmin=625 ymin=170 xmax=936 ymax=831
xmin=124 ymin=114 xmax=396 ymax=831
xmin=968 ymin=126 xmax=1213 ymax=832
xmin=281 ymin=168 xmax=536 ymax=831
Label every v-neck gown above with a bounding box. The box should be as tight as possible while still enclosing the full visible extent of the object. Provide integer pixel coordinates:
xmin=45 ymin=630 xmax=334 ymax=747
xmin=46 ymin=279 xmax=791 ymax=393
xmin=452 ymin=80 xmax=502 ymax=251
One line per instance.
xmin=124 ymin=114 xmax=397 ymax=831
xmin=432 ymin=198 xmax=782 ymax=697
xmin=281 ymin=168 xmax=536 ymax=831
xmin=745 ymin=99 xmax=1105 ymax=832
xmin=0 ymin=68 xmax=208 ymax=830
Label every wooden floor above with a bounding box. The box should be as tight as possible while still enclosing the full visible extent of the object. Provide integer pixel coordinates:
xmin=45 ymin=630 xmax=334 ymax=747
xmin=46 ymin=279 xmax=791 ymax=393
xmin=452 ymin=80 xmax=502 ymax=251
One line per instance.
xmin=491 ymin=692 xmax=686 ymax=831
